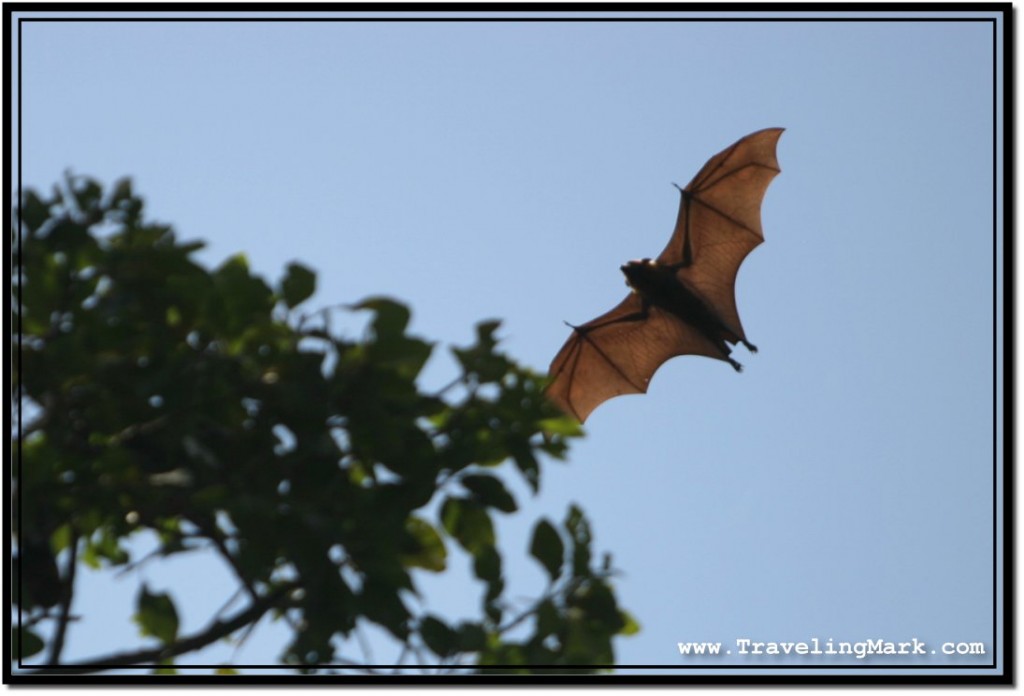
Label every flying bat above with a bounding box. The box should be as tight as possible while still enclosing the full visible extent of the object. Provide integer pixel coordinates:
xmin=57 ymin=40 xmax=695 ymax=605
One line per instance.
xmin=547 ymin=128 xmax=784 ymax=423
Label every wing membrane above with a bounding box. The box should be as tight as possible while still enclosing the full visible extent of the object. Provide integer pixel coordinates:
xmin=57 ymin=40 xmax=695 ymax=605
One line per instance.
xmin=547 ymin=293 xmax=726 ymax=422
xmin=657 ymin=128 xmax=783 ymax=340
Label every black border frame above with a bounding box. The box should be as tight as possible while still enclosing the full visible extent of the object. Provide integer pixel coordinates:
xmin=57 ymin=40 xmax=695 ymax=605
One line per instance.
xmin=5 ymin=2 xmax=1013 ymax=686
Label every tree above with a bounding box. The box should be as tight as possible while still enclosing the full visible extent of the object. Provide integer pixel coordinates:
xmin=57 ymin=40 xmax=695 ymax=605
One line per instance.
xmin=12 ymin=175 xmax=637 ymax=675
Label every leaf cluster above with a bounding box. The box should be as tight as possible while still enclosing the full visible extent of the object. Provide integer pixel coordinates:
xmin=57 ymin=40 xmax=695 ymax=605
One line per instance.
xmin=12 ymin=175 xmax=635 ymax=673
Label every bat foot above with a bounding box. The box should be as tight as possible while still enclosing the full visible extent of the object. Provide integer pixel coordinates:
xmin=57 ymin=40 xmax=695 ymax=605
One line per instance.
xmin=743 ymin=340 xmax=758 ymax=353
xmin=728 ymin=358 xmax=743 ymax=372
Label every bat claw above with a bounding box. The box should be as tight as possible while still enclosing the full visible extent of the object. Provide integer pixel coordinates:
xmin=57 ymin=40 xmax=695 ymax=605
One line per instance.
xmin=728 ymin=358 xmax=743 ymax=372
xmin=743 ymin=340 xmax=758 ymax=353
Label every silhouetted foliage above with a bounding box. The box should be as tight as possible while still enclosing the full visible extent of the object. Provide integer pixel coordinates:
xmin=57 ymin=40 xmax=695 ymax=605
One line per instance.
xmin=12 ymin=175 xmax=637 ymax=675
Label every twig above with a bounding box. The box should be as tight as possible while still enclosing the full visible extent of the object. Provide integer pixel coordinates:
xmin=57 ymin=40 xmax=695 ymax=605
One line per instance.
xmin=495 ymin=577 xmax=579 ymax=637
xmin=331 ymin=655 xmax=379 ymax=674
xmin=431 ymin=374 xmax=465 ymax=399
xmin=108 ymin=414 xmax=170 ymax=447
xmin=202 ymin=524 xmax=301 ymax=635
xmin=46 ymin=530 xmax=79 ymax=664
xmin=114 ymin=533 xmax=208 ymax=578
xmin=27 ymin=582 xmax=297 ymax=674
xmin=205 ymin=528 xmax=259 ymax=603
xmin=392 ymin=643 xmax=410 ymax=674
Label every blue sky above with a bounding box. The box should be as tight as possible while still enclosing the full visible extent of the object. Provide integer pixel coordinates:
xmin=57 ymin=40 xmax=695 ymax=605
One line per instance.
xmin=13 ymin=8 xmax=1006 ymax=678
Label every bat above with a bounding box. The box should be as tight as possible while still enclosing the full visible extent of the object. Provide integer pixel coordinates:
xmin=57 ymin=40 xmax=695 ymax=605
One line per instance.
xmin=547 ymin=128 xmax=784 ymax=423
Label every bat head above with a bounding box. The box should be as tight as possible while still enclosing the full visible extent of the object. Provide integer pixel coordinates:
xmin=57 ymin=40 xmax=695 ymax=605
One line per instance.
xmin=620 ymin=258 xmax=656 ymax=290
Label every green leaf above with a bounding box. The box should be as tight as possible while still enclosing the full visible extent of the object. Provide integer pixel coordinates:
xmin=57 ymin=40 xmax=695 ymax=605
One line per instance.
xmin=451 ymin=320 xmax=510 ymax=384
xmin=47 ymin=218 xmax=92 ymax=253
xmin=564 ymin=612 xmax=613 ymax=664
xmin=359 ymin=579 xmax=410 ymax=640
xmin=70 ymin=176 xmax=103 ymax=214
xmin=539 ymin=416 xmax=584 ymax=437
xmin=81 ymin=528 xmax=130 ymax=568
xmin=618 ymin=610 xmax=641 ymax=636
xmin=354 ymin=296 xmax=411 ymax=339
xmin=529 ymin=519 xmax=564 ymax=582
xmin=475 ymin=320 xmax=502 ymax=346
xmin=15 ymin=628 xmax=45 ymax=659
xmin=461 ymin=473 xmax=517 ymax=513
xmin=420 ymin=615 xmax=458 ymax=657
xmin=485 ymin=600 xmax=503 ymax=626
xmin=18 ymin=190 xmax=50 ymax=232
xmin=280 ymin=262 xmax=316 ymax=309
xmin=401 ymin=516 xmax=447 ymax=572
xmin=211 ymin=254 xmax=274 ymax=339
xmin=50 ymin=526 xmax=75 ymax=556
xmin=348 ymin=297 xmax=433 ymax=380
xmin=534 ymin=598 xmax=561 ymax=639
xmin=133 ymin=585 xmax=180 ymax=645
xmin=440 ymin=497 xmax=494 ymax=555
xmin=565 ymin=505 xmax=592 ymax=577
xmin=511 ymin=446 xmax=541 ymax=493
xmin=472 ymin=543 xmax=502 ymax=586
xmin=108 ymin=177 xmax=133 ymax=207
xmin=572 ymin=581 xmax=623 ymax=633
xmin=455 ymin=622 xmax=487 ymax=652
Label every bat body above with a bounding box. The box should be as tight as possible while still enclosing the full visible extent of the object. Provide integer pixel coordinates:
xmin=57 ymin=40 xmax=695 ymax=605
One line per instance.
xmin=548 ymin=128 xmax=784 ymax=423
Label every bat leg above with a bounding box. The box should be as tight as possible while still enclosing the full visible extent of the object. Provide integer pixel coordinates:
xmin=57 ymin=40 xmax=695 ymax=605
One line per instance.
xmin=715 ymin=336 xmax=743 ymax=372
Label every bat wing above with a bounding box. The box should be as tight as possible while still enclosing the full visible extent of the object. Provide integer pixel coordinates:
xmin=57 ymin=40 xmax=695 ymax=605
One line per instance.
xmin=657 ymin=128 xmax=783 ymax=342
xmin=547 ymin=293 xmax=730 ymax=422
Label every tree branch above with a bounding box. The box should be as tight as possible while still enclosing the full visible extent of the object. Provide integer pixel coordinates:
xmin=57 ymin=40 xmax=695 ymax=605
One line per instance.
xmin=27 ymin=582 xmax=297 ymax=675
xmin=495 ymin=576 xmax=582 ymax=637
xmin=46 ymin=530 xmax=79 ymax=665
xmin=199 ymin=521 xmax=301 ymax=636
